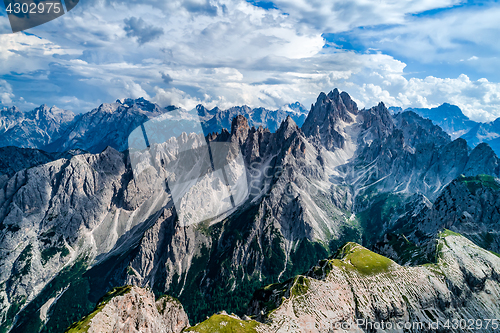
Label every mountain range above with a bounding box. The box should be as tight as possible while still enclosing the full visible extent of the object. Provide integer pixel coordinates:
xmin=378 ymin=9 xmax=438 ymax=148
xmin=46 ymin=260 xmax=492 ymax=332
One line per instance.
xmin=0 ymin=105 xmax=75 ymax=149
xmin=0 ymin=99 xmax=308 ymax=154
xmin=0 ymin=89 xmax=499 ymax=333
xmin=390 ymin=103 xmax=500 ymax=156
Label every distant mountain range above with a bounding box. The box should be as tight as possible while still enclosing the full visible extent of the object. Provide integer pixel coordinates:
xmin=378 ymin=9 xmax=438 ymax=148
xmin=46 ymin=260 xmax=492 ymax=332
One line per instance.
xmin=0 ymin=104 xmax=75 ymax=148
xmin=2 ymin=98 xmax=499 ymax=159
xmin=1 ymin=89 xmax=500 ymax=333
xmin=0 ymin=99 xmax=308 ymax=154
xmin=390 ymin=103 xmax=500 ymax=156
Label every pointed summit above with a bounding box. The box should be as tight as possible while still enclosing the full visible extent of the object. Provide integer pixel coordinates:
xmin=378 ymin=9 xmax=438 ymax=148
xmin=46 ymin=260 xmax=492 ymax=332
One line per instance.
xmin=340 ymin=91 xmax=357 ymax=114
xmin=301 ymin=89 xmax=358 ymax=151
xmin=231 ymin=115 xmax=250 ymax=144
xmin=358 ymin=102 xmax=394 ymax=143
xmin=276 ymin=115 xmax=299 ymax=141
xmin=302 ymin=89 xmax=357 ymax=135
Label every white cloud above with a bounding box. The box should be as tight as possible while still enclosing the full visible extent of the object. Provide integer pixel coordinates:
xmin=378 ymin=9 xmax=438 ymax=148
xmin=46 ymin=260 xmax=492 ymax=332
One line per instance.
xmin=264 ymin=0 xmax=463 ymax=32
xmin=1 ymin=0 xmax=500 ymax=124
xmin=352 ymin=4 xmax=500 ymax=66
xmin=339 ymin=72 xmax=500 ymax=122
xmin=0 ymin=80 xmax=14 ymax=104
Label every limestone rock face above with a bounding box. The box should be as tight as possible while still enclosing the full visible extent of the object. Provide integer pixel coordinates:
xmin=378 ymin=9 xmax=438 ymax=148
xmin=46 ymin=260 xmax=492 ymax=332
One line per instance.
xmin=390 ymin=174 xmax=500 ymax=254
xmin=0 ymin=146 xmax=170 ymax=332
xmin=67 ymin=233 xmax=500 ymax=333
xmin=302 ymin=88 xmax=357 ymax=151
xmin=248 ymin=233 xmax=500 ymax=333
xmin=66 ymin=286 xmax=189 ymax=333
xmin=230 ymin=114 xmax=250 ymax=144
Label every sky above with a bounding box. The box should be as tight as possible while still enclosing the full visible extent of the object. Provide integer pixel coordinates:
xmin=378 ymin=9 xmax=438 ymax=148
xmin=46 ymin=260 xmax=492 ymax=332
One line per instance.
xmin=1 ymin=0 xmax=500 ymax=122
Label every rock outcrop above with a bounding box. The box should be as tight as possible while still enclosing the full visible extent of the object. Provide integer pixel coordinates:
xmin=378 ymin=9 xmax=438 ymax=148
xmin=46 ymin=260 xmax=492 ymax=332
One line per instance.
xmin=198 ymin=103 xmax=308 ymax=136
xmin=248 ymin=232 xmax=500 ymax=333
xmin=73 ymin=232 xmax=500 ymax=333
xmin=65 ymin=286 xmax=189 ymax=333
xmin=387 ymin=174 xmax=500 ymax=254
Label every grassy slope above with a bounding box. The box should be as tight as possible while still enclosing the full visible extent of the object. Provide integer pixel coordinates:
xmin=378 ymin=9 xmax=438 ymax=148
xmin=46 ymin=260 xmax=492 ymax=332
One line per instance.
xmin=184 ymin=314 xmax=259 ymax=333
xmin=458 ymin=174 xmax=500 ymax=194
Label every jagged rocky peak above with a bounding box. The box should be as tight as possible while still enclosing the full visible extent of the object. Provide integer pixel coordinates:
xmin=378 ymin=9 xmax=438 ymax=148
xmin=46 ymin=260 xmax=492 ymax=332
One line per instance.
xmin=32 ymin=104 xmax=75 ymax=124
xmin=65 ymin=286 xmax=189 ymax=333
xmin=196 ymin=104 xmax=216 ymax=118
xmin=97 ymin=97 xmax=163 ymax=116
xmin=0 ymin=103 xmax=75 ymax=127
xmin=276 ymin=115 xmax=299 ymax=141
xmin=230 ymin=114 xmax=250 ymax=144
xmin=339 ymin=90 xmax=358 ymax=114
xmin=121 ymin=97 xmax=164 ymax=114
xmin=359 ymin=101 xmax=394 ymax=139
xmin=408 ymin=103 xmax=478 ymax=139
xmin=301 ymin=88 xmax=359 ymax=151
xmin=0 ymin=105 xmax=21 ymax=114
xmin=0 ymin=104 xmax=75 ymax=149
xmin=281 ymin=101 xmax=308 ymax=114
xmin=393 ymin=110 xmax=450 ymax=149
xmin=464 ymin=142 xmax=500 ymax=176
xmin=302 ymin=88 xmax=358 ymax=135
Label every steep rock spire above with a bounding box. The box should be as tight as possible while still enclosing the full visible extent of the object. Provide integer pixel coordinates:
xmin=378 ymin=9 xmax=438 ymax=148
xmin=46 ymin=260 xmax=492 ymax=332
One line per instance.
xmin=301 ymin=89 xmax=358 ymax=151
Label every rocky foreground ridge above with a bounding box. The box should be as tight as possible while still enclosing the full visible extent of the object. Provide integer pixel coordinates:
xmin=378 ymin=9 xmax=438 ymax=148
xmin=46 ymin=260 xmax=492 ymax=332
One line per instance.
xmin=65 ymin=286 xmax=189 ymax=333
xmin=65 ymin=231 xmax=500 ymax=333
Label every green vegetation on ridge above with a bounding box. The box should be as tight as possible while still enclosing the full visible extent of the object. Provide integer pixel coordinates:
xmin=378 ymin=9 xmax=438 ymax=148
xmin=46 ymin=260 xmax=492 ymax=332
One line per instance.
xmin=184 ymin=314 xmax=259 ymax=333
xmin=458 ymin=174 xmax=500 ymax=194
xmin=333 ymin=242 xmax=395 ymax=275
xmin=65 ymin=286 xmax=132 ymax=333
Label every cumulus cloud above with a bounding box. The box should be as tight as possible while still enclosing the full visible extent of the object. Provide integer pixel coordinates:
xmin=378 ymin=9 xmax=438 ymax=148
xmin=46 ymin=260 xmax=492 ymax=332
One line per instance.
xmin=335 ymin=72 xmax=500 ymax=122
xmin=257 ymin=0 xmax=463 ymax=32
xmin=0 ymin=80 xmax=14 ymax=104
xmin=1 ymin=0 xmax=499 ymax=123
xmin=182 ymin=0 xmax=219 ymax=16
xmin=345 ymin=4 xmax=500 ymax=64
xmin=123 ymin=17 xmax=164 ymax=44
xmin=161 ymin=73 xmax=173 ymax=85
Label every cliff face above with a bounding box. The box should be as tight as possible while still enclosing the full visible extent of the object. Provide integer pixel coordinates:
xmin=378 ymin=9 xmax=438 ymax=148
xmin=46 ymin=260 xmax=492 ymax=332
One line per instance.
xmin=382 ymin=174 xmax=500 ymax=255
xmin=65 ymin=286 xmax=189 ymax=333
xmin=248 ymin=232 xmax=500 ymax=333
xmin=0 ymin=147 xmax=171 ymax=332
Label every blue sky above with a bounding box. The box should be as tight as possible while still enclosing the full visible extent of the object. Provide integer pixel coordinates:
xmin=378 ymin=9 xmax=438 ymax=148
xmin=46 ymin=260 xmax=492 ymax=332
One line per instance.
xmin=1 ymin=0 xmax=500 ymax=121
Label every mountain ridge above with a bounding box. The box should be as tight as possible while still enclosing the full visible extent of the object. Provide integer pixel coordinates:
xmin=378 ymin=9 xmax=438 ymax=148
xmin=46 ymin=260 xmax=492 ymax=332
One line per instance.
xmin=64 ymin=230 xmax=500 ymax=333
xmin=0 ymin=100 xmax=308 ymax=154
xmin=1 ymin=88 xmax=500 ymax=332
xmin=393 ymin=103 xmax=500 ymax=157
